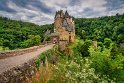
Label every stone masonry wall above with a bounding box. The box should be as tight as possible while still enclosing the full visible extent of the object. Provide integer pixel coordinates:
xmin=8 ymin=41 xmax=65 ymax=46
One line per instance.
xmin=0 ymin=59 xmax=37 ymax=83
xmin=0 ymin=44 xmax=47 ymax=59
xmin=0 ymin=43 xmax=53 ymax=83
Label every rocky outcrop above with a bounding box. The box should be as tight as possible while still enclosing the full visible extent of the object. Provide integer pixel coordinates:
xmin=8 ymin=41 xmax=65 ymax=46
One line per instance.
xmin=0 ymin=59 xmax=37 ymax=83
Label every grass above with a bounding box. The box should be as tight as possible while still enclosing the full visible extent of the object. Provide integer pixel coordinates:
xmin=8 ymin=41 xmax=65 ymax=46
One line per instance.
xmin=30 ymin=59 xmax=55 ymax=83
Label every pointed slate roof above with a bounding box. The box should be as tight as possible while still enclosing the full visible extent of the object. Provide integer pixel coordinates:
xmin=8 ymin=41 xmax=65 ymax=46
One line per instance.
xmin=64 ymin=10 xmax=70 ymax=18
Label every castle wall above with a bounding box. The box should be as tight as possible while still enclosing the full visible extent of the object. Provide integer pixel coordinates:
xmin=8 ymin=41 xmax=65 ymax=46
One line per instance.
xmin=54 ymin=10 xmax=75 ymax=43
xmin=57 ymin=28 xmax=69 ymax=41
xmin=69 ymin=32 xmax=75 ymax=42
xmin=66 ymin=18 xmax=71 ymax=24
xmin=54 ymin=17 xmax=62 ymax=30
xmin=0 ymin=59 xmax=37 ymax=83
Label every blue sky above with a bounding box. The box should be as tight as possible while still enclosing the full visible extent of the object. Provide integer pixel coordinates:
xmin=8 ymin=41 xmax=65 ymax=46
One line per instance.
xmin=0 ymin=0 xmax=124 ymax=25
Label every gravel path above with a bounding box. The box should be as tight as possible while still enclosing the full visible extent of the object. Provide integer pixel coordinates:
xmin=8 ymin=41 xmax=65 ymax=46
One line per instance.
xmin=0 ymin=44 xmax=55 ymax=74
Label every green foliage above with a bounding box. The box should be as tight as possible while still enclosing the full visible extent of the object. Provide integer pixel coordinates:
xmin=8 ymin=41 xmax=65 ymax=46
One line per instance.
xmin=82 ymin=40 xmax=92 ymax=56
xmin=52 ymin=50 xmax=113 ymax=83
xmin=54 ymin=39 xmax=124 ymax=82
xmin=97 ymin=42 xmax=104 ymax=51
xmin=35 ymin=49 xmax=53 ymax=68
xmin=0 ymin=17 xmax=53 ymax=50
xmin=35 ymin=50 xmax=52 ymax=68
xmin=20 ymin=35 xmax=41 ymax=48
xmin=104 ymin=38 xmax=112 ymax=49
xmin=74 ymin=14 xmax=124 ymax=82
xmin=81 ymin=30 xmax=86 ymax=40
xmin=75 ymin=14 xmax=124 ymax=44
xmin=77 ymin=40 xmax=92 ymax=57
xmin=35 ymin=58 xmax=41 ymax=69
xmin=48 ymin=40 xmax=114 ymax=82
xmin=89 ymin=46 xmax=124 ymax=82
xmin=39 ymin=53 xmax=45 ymax=64
xmin=0 ymin=46 xmax=9 ymax=51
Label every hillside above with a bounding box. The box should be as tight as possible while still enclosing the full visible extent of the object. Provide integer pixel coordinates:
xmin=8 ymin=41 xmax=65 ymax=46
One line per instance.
xmin=0 ymin=17 xmax=53 ymax=50
xmin=75 ymin=13 xmax=124 ymax=44
xmin=0 ymin=14 xmax=124 ymax=50
xmin=30 ymin=13 xmax=124 ymax=82
xmin=0 ymin=14 xmax=124 ymax=83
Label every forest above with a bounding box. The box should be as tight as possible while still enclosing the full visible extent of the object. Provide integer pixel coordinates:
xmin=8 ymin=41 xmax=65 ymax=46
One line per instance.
xmin=75 ymin=13 xmax=124 ymax=44
xmin=0 ymin=17 xmax=53 ymax=50
xmin=74 ymin=13 xmax=124 ymax=57
xmin=0 ymin=14 xmax=124 ymax=51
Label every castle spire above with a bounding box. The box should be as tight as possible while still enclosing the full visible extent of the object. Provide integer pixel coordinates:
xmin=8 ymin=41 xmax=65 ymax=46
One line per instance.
xmin=64 ymin=10 xmax=70 ymax=18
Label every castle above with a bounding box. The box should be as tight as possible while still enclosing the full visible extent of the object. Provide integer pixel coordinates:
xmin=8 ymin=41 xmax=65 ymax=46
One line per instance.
xmin=53 ymin=10 xmax=75 ymax=43
xmin=49 ymin=10 xmax=75 ymax=46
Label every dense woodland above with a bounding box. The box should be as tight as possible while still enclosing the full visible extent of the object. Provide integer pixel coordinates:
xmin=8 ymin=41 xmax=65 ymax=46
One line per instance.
xmin=75 ymin=13 xmax=124 ymax=57
xmin=0 ymin=17 xmax=53 ymax=50
xmin=0 ymin=14 xmax=124 ymax=50
xmin=75 ymin=13 xmax=124 ymax=44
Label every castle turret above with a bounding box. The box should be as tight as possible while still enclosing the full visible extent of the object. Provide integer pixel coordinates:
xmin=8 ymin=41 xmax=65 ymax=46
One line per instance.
xmin=54 ymin=10 xmax=64 ymax=32
xmin=54 ymin=10 xmax=75 ymax=42
xmin=55 ymin=10 xmax=64 ymax=19
xmin=64 ymin=10 xmax=70 ymax=18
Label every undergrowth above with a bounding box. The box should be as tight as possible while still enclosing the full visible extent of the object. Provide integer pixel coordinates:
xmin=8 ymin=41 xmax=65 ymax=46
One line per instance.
xmin=31 ymin=39 xmax=124 ymax=83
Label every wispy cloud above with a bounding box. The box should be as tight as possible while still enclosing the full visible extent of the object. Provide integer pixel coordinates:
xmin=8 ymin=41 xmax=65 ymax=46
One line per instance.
xmin=0 ymin=0 xmax=124 ymax=25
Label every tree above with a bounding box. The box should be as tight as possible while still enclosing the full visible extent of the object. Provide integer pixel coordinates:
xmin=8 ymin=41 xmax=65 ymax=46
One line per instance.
xmin=79 ymin=40 xmax=92 ymax=57
xmin=81 ymin=30 xmax=86 ymax=39
xmin=104 ymin=38 xmax=112 ymax=49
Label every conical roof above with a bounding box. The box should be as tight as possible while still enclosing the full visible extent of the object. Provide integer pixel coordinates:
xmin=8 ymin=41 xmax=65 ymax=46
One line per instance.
xmin=64 ymin=10 xmax=70 ymax=18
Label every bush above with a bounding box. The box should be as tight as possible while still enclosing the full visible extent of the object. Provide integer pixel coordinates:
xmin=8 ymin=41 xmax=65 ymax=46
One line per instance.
xmin=79 ymin=40 xmax=92 ymax=57
xmin=20 ymin=35 xmax=41 ymax=48
xmin=104 ymin=38 xmax=112 ymax=49
xmin=39 ymin=53 xmax=45 ymax=65
xmin=52 ymin=55 xmax=112 ymax=83
xmin=89 ymin=46 xmax=124 ymax=82
xmin=35 ymin=58 xmax=41 ymax=69
xmin=0 ymin=46 xmax=9 ymax=51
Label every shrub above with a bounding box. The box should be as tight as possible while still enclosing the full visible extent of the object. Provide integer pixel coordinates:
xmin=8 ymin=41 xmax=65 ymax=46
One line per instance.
xmin=104 ymin=38 xmax=112 ymax=49
xmin=39 ymin=53 xmax=45 ymax=64
xmin=35 ymin=58 xmax=41 ymax=69
xmin=52 ymin=56 xmax=112 ymax=83
xmin=20 ymin=35 xmax=41 ymax=48
xmin=0 ymin=46 xmax=9 ymax=51
xmin=79 ymin=40 xmax=92 ymax=57
xmin=89 ymin=46 xmax=124 ymax=82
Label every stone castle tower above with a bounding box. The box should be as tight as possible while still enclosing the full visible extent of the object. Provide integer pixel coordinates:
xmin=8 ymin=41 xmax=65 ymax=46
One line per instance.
xmin=54 ymin=10 xmax=75 ymax=42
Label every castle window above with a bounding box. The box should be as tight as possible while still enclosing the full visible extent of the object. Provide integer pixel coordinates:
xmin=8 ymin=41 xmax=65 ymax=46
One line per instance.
xmin=62 ymin=19 xmax=68 ymax=27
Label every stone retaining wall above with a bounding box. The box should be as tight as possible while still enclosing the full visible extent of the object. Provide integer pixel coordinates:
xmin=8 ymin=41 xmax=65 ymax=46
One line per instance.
xmin=0 ymin=44 xmax=50 ymax=59
xmin=0 ymin=59 xmax=37 ymax=83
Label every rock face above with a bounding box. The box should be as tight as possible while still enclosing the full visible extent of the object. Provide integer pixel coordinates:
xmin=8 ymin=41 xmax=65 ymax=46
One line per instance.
xmin=0 ymin=59 xmax=37 ymax=83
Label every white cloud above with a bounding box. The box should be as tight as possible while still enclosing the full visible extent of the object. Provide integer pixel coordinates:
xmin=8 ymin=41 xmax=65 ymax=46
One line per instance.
xmin=108 ymin=8 xmax=124 ymax=16
xmin=0 ymin=0 xmax=123 ymax=25
xmin=5 ymin=1 xmax=54 ymax=25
